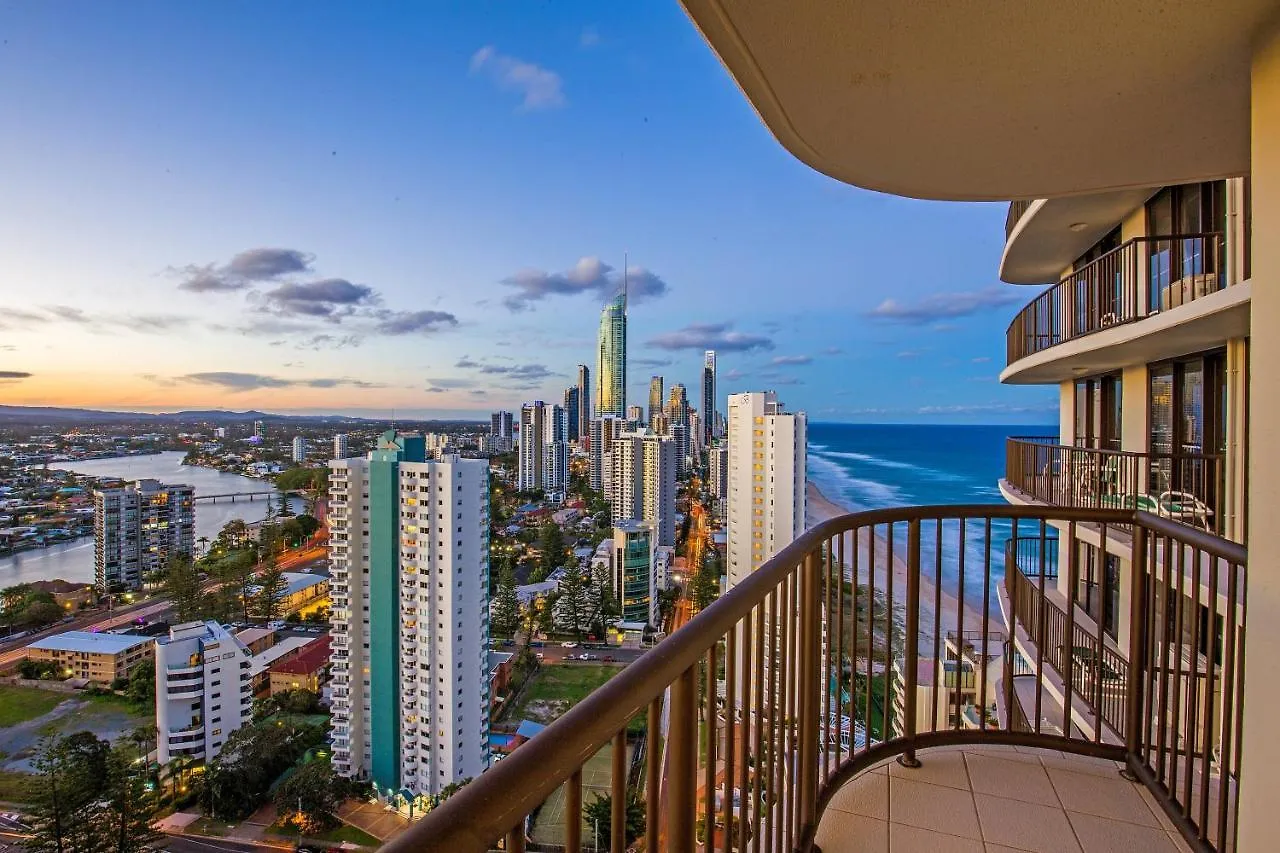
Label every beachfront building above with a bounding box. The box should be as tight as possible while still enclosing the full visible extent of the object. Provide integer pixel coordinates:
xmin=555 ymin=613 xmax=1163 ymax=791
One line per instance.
xmin=25 ymin=630 xmax=152 ymax=684
xmin=93 ymin=478 xmax=194 ymax=592
xmin=724 ymin=391 xmax=806 ymax=589
xmin=396 ymin=6 xmax=1270 ymax=852
xmin=154 ymin=621 xmax=254 ymax=765
xmin=327 ymin=432 xmax=490 ymax=802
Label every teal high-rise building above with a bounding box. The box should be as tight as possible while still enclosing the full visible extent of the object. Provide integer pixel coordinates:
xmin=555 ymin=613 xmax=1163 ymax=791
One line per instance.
xmin=596 ymin=292 xmax=627 ymax=418
xmin=328 ymin=431 xmax=491 ymax=804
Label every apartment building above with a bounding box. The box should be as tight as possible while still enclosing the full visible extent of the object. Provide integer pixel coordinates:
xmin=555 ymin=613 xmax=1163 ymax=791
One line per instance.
xmin=588 ymin=415 xmax=624 ymax=493
xmin=701 ymin=350 xmax=717 ymax=446
xmin=612 ymin=520 xmax=657 ymax=626
xmin=490 ymin=411 xmax=514 ymax=453
xmin=94 ymin=478 xmax=194 ymax=591
xmin=333 ymin=433 xmax=349 ymax=460
xmin=708 ymin=442 xmax=728 ymax=522
xmin=724 ymin=391 xmax=806 ymax=589
xmin=292 ymin=436 xmax=305 ymax=463
xmin=25 ymin=630 xmax=152 ymax=684
xmin=154 ymin=620 xmax=254 ymax=765
xmin=517 ymin=402 xmax=545 ymax=493
xmin=609 ymin=429 xmax=678 ymax=548
xmin=327 ymin=432 xmax=490 ymax=803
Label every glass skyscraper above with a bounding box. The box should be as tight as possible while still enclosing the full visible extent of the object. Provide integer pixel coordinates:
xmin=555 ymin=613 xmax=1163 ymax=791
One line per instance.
xmin=596 ymin=292 xmax=626 ymax=418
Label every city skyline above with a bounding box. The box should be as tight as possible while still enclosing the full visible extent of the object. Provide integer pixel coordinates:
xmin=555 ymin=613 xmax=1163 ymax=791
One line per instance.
xmin=0 ymin=3 xmax=1055 ymax=424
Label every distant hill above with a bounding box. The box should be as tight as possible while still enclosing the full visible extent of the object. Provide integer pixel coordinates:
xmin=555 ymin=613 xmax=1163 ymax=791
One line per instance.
xmin=0 ymin=406 xmax=483 ymax=426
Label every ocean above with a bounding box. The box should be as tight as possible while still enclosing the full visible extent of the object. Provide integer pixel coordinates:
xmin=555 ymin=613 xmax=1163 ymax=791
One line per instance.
xmin=806 ymin=423 xmax=1058 ymax=604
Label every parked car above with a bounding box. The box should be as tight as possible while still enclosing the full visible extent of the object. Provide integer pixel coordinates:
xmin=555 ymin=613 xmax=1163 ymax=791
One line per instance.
xmin=581 ymin=653 xmax=598 ymax=661
xmin=561 ymin=641 xmax=578 ymax=648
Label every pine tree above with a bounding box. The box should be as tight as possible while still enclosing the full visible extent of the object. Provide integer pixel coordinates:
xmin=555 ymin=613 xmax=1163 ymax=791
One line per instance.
xmin=28 ymin=733 xmax=110 ymax=853
xmin=95 ymin=745 xmax=162 ymax=853
xmin=590 ymin=562 xmax=621 ymax=632
xmin=538 ymin=522 xmax=567 ymax=575
xmin=256 ymin=560 xmax=288 ymax=623
xmin=553 ymin=564 xmax=591 ymax=638
xmin=490 ymin=565 xmax=520 ymax=637
xmin=162 ymin=555 xmax=205 ymax=623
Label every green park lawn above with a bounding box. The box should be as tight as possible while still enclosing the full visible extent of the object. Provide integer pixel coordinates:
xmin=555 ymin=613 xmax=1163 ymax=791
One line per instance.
xmin=507 ymin=663 xmax=620 ymax=724
xmin=0 ymin=685 xmax=67 ymax=727
xmin=266 ymin=818 xmax=381 ymax=846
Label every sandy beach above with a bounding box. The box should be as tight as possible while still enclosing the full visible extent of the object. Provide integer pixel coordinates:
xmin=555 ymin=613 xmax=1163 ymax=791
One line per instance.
xmin=804 ymin=481 xmax=992 ymax=643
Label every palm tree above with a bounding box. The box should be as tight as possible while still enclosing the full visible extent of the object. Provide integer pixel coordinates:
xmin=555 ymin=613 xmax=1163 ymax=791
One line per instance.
xmin=196 ymin=536 xmax=210 ymax=558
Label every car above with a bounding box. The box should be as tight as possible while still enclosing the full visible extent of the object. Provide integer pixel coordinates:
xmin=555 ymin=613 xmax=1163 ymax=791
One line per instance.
xmin=536 ymin=653 xmax=545 ymax=660
xmin=581 ymin=653 xmax=598 ymax=661
xmin=561 ymin=641 xmax=578 ymax=648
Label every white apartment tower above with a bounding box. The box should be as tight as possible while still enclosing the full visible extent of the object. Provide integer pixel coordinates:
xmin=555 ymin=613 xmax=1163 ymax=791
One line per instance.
xmin=542 ymin=404 xmax=569 ymax=496
xmin=490 ymin=411 xmax=514 ymax=453
xmin=610 ymin=430 xmax=678 ymax=547
xmin=517 ymin=403 xmax=546 ymax=493
xmin=154 ymin=620 xmax=254 ymax=766
xmin=94 ymin=479 xmax=195 ymax=591
xmin=589 ymin=415 xmax=625 ymax=493
xmin=709 ymin=443 xmax=729 ymax=522
xmin=333 ymin=433 xmax=349 ymax=460
xmin=327 ymin=432 xmax=490 ymax=800
xmin=725 ymin=392 xmax=806 ymax=589
xmin=292 ymin=436 xmax=306 ymax=463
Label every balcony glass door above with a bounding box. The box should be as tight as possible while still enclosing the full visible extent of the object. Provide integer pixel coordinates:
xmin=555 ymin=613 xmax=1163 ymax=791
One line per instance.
xmin=1148 ymin=351 xmax=1226 ymax=524
xmin=1146 ymin=182 xmax=1225 ymax=311
xmin=1074 ymin=375 xmax=1122 ymax=451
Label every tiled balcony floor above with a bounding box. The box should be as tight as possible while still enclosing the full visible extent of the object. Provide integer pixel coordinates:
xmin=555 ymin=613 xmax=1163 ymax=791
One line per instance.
xmin=815 ymin=745 xmax=1192 ymax=853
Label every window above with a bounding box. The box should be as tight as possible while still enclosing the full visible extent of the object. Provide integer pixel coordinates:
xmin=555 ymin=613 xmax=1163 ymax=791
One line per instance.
xmin=1146 ymin=182 xmax=1226 ymax=310
xmin=1075 ymin=544 xmax=1120 ymax=640
xmin=1148 ymin=350 xmax=1225 ymax=520
xmin=1074 ymin=374 xmax=1122 ymax=450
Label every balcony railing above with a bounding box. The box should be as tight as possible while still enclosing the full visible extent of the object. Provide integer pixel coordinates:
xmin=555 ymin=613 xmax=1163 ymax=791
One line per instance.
xmin=389 ymin=505 xmax=1246 ymax=853
xmin=1006 ymin=233 xmax=1226 ymax=365
xmin=1007 ymin=437 xmax=1227 ymax=536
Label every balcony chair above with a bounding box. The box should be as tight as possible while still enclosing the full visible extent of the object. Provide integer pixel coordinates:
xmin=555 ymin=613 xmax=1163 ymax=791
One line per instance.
xmin=1158 ymin=490 xmax=1215 ymax=530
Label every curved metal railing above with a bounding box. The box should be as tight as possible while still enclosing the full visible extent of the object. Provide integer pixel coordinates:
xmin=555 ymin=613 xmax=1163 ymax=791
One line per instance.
xmin=385 ymin=505 xmax=1246 ymax=853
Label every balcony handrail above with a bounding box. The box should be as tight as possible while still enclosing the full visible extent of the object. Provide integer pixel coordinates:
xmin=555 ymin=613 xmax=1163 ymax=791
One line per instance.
xmin=388 ymin=504 xmax=1246 ymax=853
xmin=1006 ymin=232 xmax=1226 ymax=365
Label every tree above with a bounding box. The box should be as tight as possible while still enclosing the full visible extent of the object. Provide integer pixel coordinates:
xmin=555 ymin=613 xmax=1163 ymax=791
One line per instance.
xmin=490 ymin=565 xmax=520 ymax=637
xmin=589 ymin=562 xmax=621 ymax=635
xmin=98 ymin=744 xmax=162 ymax=853
xmin=215 ymin=549 xmax=258 ymax=623
xmin=256 ymin=562 xmax=288 ymax=623
xmin=21 ymin=601 xmax=63 ymax=628
xmin=274 ymin=759 xmax=344 ymax=833
xmin=28 ymin=732 xmax=110 ymax=853
xmin=690 ymin=552 xmax=721 ymax=614
xmin=163 ymin=554 xmax=205 ymax=623
xmin=538 ymin=522 xmax=568 ymax=575
xmin=583 ymin=789 xmax=646 ymax=848
xmin=126 ymin=660 xmax=155 ymax=708
xmin=553 ymin=564 xmax=591 ymax=638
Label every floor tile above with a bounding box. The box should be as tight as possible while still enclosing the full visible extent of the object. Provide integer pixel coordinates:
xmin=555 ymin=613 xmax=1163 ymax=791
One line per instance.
xmin=973 ymin=793 xmax=1081 ymax=853
xmin=816 ymin=810 xmax=888 ymax=853
xmin=889 ymin=748 xmax=972 ymax=790
xmin=889 ymin=776 xmax=981 ymax=840
xmin=890 ymin=822 xmax=985 ymax=852
xmin=965 ymin=753 xmax=1060 ymax=807
xmin=1046 ymin=767 xmax=1158 ymax=826
xmin=1067 ymin=811 xmax=1182 ymax=853
xmin=828 ymin=769 xmax=890 ymax=819
xmin=1039 ymin=753 xmax=1124 ymax=779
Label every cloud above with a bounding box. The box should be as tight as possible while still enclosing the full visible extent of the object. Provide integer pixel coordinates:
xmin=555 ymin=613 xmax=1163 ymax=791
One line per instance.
xmin=470 ymin=45 xmax=566 ymax=111
xmin=896 ymin=350 xmax=924 ymax=359
xmin=501 ymin=256 xmax=668 ymax=312
xmin=373 ymin=310 xmax=458 ymax=335
xmin=260 ymin=278 xmax=375 ymax=319
xmin=455 ymin=357 xmax=481 ymax=369
xmin=0 ymin=306 xmax=190 ymax=335
xmin=722 ymin=368 xmax=746 ymax=381
xmin=971 ymin=356 xmax=991 ymax=363
xmin=424 ymin=377 xmax=476 ymax=390
xmin=176 ymin=372 xmax=384 ymax=392
xmin=768 ymin=376 xmax=803 ymax=386
xmin=296 ymin=333 xmax=362 ymax=350
xmin=116 ymin=315 xmax=190 ymax=333
xmin=647 ymin=322 xmax=773 ymax=353
xmin=0 ymin=371 xmax=32 ymax=380
xmin=632 ymin=357 xmax=672 ymax=368
xmin=865 ymin=286 xmax=1022 ymax=324
xmin=174 ymin=247 xmax=314 ymax=293
xmin=770 ymin=355 xmax=812 ymax=366
xmin=579 ymin=27 xmax=601 ymax=48
xmin=453 ymin=358 xmax=556 ymax=390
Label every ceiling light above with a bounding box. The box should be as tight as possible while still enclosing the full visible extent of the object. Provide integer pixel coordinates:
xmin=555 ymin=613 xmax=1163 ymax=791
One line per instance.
xmin=1069 ymin=222 xmax=1088 ymax=232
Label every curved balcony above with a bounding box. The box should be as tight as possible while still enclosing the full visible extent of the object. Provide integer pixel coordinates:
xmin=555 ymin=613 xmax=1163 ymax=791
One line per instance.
xmin=386 ymin=505 xmax=1245 ymax=853
xmin=1004 ymin=234 xmax=1247 ymax=384
xmin=1003 ymin=437 xmax=1228 ymax=538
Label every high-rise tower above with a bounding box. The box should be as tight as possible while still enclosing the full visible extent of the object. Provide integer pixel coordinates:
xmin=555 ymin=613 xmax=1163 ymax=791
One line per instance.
xmin=596 ymin=290 xmax=627 ymax=418
xmin=576 ymin=364 xmax=591 ymax=445
xmin=648 ymin=376 xmax=664 ymax=426
xmin=702 ymin=351 xmax=717 ymax=445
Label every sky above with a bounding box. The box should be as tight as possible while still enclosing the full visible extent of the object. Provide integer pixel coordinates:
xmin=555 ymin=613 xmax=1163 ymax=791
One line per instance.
xmin=0 ymin=2 xmax=1056 ymax=425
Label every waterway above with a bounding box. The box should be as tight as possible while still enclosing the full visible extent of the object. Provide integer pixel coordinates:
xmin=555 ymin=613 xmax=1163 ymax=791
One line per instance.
xmin=0 ymin=451 xmax=303 ymax=586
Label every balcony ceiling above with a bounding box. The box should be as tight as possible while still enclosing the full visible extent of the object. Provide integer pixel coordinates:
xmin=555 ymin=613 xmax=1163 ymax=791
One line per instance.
xmin=679 ymin=0 xmax=1267 ymax=201
xmin=1001 ymin=189 xmax=1160 ymax=284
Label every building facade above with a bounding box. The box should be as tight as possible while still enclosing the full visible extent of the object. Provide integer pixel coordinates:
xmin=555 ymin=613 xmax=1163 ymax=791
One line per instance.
xmin=701 ymin=350 xmax=717 ymax=446
xmin=589 ymin=415 xmax=624 ymax=493
xmin=609 ymin=430 xmax=678 ymax=548
xmin=292 ymin=436 xmax=306 ymax=463
xmin=328 ymin=433 xmax=490 ymax=800
xmin=333 ymin=433 xmax=349 ymax=460
xmin=154 ymin=620 xmax=254 ymax=766
xmin=490 ymin=411 xmax=514 ymax=453
xmin=564 ymin=385 xmax=581 ymax=443
xmin=575 ymin=365 xmax=591 ymax=449
xmin=542 ymin=404 xmax=569 ymax=497
xmin=612 ymin=520 xmax=657 ymax=625
xmin=517 ymin=403 xmax=545 ymax=493
xmin=725 ymin=392 xmax=806 ymax=589
xmin=708 ymin=443 xmax=729 ymax=522
xmin=94 ymin=479 xmax=195 ymax=591
xmin=596 ymin=292 xmax=627 ymax=418
xmin=26 ymin=630 xmax=152 ymax=684
xmin=648 ymin=376 xmax=664 ymax=426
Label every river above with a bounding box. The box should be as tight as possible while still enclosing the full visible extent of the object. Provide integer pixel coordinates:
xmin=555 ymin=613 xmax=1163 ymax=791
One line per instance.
xmin=0 ymin=451 xmax=303 ymax=586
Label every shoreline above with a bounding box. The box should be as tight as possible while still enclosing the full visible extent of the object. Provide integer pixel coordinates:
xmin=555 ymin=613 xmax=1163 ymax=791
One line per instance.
xmin=805 ymin=480 xmax=990 ymax=639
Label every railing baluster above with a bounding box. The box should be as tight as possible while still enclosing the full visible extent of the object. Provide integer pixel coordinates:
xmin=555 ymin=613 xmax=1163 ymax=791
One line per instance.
xmin=567 ymin=770 xmax=582 ymax=853
xmin=1063 ymin=522 xmax=1078 ymax=739
xmin=722 ymin=628 xmax=736 ymax=853
xmin=955 ymin=519 xmax=967 ymax=731
xmin=702 ymin=647 xmax=715 ymax=853
xmin=646 ymin=700 xmax=660 ymax=853
xmin=785 ymin=567 xmax=797 ymax=851
xmin=752 ymin=601 xmax=765 ymax=853
xmin=797 ymin=550 xmax=822 ymax=841
xmin=737 ymin=613 xmax=752 ymax=853
xmin=1093 ymin=523 xmax=1108 ymax=744
xmin=769 ymin=587 xmax=783 ymax=853
xmin=822 ymin=536 xmax=832 ymax=784
xmin=1035 ymin=519 xmax=1047 ymax=734
xmin=836 ymin=531 xmax=847 ymax=766
xmin=932 ymin=518 xmax=943 ymax=735
xmin=668 ymin=666 xmax=698 ymax=853
xmin=611 ymin=731 xmax=626 ymax=853
xmin=900 ymin=519 xmax=922 ymax=765
xmin=1199 ymin=549 xmax=1219 ymax=842
xmin=980 ymin=517 xmax=992 ymax=732
xmin=1182 ymin=545 xmax=1203 ymax=819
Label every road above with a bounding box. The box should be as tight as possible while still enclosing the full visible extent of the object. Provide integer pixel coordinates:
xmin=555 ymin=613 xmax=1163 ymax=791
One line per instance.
xmin=161 ymin=836 xmax=290 ymax=852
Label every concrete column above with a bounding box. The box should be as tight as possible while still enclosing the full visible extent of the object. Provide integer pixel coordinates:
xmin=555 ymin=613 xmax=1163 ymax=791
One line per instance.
xmin=1236 ymin=14 xmax=1280 ymax=851
xmin=1059 ymin=381 xmax=1074 ymax=444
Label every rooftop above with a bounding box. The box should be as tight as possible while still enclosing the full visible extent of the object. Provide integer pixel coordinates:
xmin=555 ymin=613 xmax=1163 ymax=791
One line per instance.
xmin=28 ymin=630 xmax=151 ymax=655
xmin=269 ymin=636 xmax=331 ymax=676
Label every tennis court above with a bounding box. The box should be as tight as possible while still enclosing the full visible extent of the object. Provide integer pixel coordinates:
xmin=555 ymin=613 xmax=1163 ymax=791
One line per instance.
xmin=530 ymin=741 xmax=633 ymax=847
